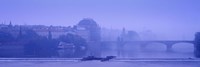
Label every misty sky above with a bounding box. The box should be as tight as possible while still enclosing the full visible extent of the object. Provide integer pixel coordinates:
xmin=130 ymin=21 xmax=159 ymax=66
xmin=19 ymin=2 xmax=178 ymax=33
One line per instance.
xmin=0 ymin=0 xmax=200 ymax=40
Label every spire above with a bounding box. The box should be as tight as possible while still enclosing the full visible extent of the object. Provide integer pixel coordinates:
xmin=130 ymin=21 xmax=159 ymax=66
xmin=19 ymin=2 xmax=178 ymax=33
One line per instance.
xmin=121 ymin=27 xmax=126 ymax=36
xmin=120 ymin=27 xmax=126 ymax=40
xmin=48 ymin=26 xmax=52 ymax=40
xmin=9 ymin=21 xmax=13 ymax=27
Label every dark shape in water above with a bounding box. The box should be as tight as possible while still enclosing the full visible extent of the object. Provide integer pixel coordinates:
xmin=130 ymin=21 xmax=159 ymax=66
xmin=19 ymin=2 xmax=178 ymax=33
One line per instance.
xmin=81 ymin=56 xmax=116 ymax=62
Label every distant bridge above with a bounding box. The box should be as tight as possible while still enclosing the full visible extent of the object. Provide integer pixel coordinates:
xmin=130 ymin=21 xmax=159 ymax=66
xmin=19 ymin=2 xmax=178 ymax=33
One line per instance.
xmin=101 ymin=40 xmax=195 ymax=51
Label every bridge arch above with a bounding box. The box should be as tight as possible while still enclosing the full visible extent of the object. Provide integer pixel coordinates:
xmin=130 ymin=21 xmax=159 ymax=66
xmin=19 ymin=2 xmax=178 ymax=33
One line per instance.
xmin=141 ymin=42 xmax=166 ymax=51
xmin=139 ymin=41 xmax=194 ymax=52
xmin=172 ymin=42 xmax=194 ymax=53
xmin=141 ymin=42 xmax=167 ymax=51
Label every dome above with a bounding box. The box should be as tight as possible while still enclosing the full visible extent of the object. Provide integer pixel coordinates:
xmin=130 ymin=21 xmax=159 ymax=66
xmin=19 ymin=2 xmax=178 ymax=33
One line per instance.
xmin=78 ymin=18 xmax=98 ymax=27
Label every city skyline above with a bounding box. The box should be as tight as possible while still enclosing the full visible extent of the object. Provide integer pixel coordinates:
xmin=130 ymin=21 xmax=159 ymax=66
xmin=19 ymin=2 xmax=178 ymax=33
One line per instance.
xmin=0 ymin=0 xmax=200 ymax=40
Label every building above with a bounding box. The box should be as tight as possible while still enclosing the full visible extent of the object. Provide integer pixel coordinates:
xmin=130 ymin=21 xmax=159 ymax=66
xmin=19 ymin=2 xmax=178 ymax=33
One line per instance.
xmin=75 ymin=18 xmax=101 ymax=42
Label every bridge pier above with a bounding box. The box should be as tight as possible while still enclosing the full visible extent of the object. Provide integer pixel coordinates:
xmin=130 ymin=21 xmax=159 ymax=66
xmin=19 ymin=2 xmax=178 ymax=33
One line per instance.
xmin=116 ymin=37 xmax=126 ymax=57
xmin=194 ymin=32 xmax=200 ymax=58
xmin=166 ymin=44 xmax=173 ymax=52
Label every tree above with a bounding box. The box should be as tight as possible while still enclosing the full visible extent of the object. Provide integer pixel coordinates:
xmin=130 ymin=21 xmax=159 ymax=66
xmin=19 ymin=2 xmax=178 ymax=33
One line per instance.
xmin=22 ymin=29 xmax=59 ymax=57
xmin=18 ymin=29 xmax=40 ymax=40
xmin=0 ymin=31 xmax=14 ymax=42
xmin=24 ymin=37 xmax=59 ymax=57
xmin=58 ymin=33 xmax=87 ymax=57
xmin=126 ymin=31 xmax=140 ymax=41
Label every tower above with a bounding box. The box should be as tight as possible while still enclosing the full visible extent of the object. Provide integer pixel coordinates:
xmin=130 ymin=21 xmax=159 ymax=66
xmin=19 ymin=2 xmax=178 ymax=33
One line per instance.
xmin=8 ymin=21 xmax=13 ymax=27
xmin=195 ymin=32 xmax=200 ymax=58
xmin=48 ymin=26 xmax=52 ymax=40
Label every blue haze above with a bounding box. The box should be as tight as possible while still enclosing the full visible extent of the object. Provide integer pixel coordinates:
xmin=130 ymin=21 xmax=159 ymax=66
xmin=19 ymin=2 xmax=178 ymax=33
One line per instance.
xmin=0 ymin=0 xmax=200 ymax=40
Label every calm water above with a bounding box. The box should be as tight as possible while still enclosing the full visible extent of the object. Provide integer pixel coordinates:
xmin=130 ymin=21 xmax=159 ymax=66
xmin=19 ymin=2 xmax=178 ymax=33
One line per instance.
xmin=0 ymin=43 xmax=197 ymax=67
xmin=101 ymin=43 xmax=194 ymax=58
xmin=0 ymin=60 xmax=200 ymax=67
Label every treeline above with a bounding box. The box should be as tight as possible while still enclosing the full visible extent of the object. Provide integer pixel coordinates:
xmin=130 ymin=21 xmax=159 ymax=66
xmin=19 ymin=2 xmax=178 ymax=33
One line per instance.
xmin=0 ymin=29 xmax=87 ymax=58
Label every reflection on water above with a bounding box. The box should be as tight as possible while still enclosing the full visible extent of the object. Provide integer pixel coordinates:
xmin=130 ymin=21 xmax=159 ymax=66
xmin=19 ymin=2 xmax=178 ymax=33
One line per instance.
xmin=102 ymin=51 xmax=194 ymax=58
xmin=101 ymin=43 xmax=194 ymax=58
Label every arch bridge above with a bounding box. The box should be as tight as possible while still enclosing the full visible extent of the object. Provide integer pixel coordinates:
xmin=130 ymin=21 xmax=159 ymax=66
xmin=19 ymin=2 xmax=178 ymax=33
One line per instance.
xmin=101 ymin=40 xmax=195 ymax=51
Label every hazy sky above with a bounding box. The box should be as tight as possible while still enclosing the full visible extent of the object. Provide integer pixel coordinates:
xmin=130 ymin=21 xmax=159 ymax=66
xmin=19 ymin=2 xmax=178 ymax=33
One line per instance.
xmin=0 ymin=0 xmax=200 ymax=40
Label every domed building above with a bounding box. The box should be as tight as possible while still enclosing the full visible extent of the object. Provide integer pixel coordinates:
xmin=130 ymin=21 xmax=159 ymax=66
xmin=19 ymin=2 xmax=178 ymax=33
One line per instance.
xmin=77 ymin=18 xmax=98 ymax=29
xmin=75 ymin=18 xmax=101 ymax=42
